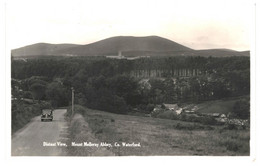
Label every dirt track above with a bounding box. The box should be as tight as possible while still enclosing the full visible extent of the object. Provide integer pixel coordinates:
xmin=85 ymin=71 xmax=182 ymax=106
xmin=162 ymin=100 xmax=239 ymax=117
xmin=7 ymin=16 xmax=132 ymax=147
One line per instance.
xmin=12 ymin=109 xmax=69 ymax=156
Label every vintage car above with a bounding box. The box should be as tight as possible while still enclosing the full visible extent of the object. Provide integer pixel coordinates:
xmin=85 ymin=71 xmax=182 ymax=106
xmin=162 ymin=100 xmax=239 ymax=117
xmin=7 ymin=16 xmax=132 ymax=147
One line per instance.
xmin=41 ymin=109 xmax=53 ymax=121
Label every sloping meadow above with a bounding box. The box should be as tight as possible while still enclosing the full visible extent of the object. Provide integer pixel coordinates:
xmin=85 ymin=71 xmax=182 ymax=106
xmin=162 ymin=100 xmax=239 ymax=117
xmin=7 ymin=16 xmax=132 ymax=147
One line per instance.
xmin=66 ymin=105 xmax=249 ymax=156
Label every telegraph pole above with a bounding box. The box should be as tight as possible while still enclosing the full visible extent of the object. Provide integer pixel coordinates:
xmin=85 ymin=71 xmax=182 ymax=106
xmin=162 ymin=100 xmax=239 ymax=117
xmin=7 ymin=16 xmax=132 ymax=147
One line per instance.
xmin=71 ymin=87 xmax=74 ymax=117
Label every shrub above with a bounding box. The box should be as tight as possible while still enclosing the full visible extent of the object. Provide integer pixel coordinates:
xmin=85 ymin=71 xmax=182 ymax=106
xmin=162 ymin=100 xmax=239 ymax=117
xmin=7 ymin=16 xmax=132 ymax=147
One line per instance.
xmin=151 ymin=107 xmax=164 ymax=117
xmin=174 ymin=122 xmax=213 ymax=130
xmin=156 ymin=110 xmax=179 ymax=120
xmin=146 ymin=103 xmax=155 ymax=113
xmin=180 ymin=114 xmax=199 ymax=122
xmin=232 ymin=99 xmax=250 ymax=119
xmin=134 ymin=104 xmax=154 ymax=113
xmin=223 ymin=123 xmax=238 ymax=130
xmin=179 ymin=114 xmax=218 ymax=125
xmin=198 ymin=116 xmax=218 ymax=125
xmin=12 ymin=100 xmax=51 ymax=133
xmin=22 ymin=91 xmax=33 ymax=99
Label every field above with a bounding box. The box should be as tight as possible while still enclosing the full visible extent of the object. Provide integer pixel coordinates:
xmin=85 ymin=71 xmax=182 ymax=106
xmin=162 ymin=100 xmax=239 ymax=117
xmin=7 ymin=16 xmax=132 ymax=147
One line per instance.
xmin=67 ymin=105 xmax=250 ymax=156
xmin=182 ymin=96 xmax=250 ymax=114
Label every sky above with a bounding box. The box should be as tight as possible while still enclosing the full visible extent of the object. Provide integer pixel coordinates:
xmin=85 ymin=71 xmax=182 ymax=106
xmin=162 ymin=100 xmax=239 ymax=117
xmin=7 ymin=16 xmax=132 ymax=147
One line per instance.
xmin=7 ymin=0 xmax=253 ymax=51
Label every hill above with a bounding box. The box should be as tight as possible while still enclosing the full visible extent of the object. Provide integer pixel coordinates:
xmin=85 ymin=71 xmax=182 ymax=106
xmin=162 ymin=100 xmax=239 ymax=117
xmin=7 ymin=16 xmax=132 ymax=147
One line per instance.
xmin=56 ymin=36 xmax=193 ymax=56
xmin=192 ymin=49 xmax=250 ymax=57
xmin=121 ymin=49 xmax=250 ymax=57
xmin=11 ymin=36 xmax=250 ymax=57
xmin=12 ymin=43 xmax=80 ymax=57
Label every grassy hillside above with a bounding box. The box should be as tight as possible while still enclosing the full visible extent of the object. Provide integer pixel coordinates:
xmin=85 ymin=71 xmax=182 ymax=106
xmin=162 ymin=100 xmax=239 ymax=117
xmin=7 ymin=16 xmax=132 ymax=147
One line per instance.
xmin=11 ymin=43 xmax=80 ymax=57
xmin=57 ymin=36 xmax=192 ymax=56
xmin=185 ymin=96 xmax=250 ymax=114
xmin=196 ymin=100 xmax=240 ymax=114
xmin=67 ymin=105 xmax=249 ymax=156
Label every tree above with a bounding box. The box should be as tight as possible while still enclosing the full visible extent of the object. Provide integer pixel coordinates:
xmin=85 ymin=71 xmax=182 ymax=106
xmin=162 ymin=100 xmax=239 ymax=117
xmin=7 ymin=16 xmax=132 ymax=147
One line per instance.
xmin=163 ymin=78 xmax=176 ymax=103
xmin=45 ymin=82 xmax=70 ymax=107
xmin=98 ymin=90 xmax=128 ymax=114
xmin=149 ymin=78 xmax=165 ymax=104
xmin=108 ymin=75 xmax=140 ymax=105
xmin=232 ymin=99 xmax=250 ymax=119
xmin=30 ymin=83 xmax=46 ymax=102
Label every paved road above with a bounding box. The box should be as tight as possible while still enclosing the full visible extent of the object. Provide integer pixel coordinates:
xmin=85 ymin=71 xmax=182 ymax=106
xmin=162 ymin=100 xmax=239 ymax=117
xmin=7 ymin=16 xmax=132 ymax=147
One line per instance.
xmin=12 ymin=109 xmax=69 ymax=156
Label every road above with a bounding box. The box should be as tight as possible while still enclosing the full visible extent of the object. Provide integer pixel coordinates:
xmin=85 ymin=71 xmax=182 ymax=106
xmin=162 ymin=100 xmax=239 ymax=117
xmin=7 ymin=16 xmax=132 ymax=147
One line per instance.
xmin=12 ymin=109 xmax=69 ymax=156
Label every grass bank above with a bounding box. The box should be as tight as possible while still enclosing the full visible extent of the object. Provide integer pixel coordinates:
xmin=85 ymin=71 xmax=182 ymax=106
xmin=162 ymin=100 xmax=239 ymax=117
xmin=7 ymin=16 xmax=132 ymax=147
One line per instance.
xmin=68 ymin=105 xmax=249 ymax=156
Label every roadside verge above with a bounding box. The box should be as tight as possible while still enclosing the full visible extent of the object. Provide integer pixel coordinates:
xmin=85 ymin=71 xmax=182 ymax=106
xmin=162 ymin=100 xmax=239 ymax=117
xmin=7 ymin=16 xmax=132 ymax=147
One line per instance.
xmin=67 ymin=113 xmax=115 ymax=156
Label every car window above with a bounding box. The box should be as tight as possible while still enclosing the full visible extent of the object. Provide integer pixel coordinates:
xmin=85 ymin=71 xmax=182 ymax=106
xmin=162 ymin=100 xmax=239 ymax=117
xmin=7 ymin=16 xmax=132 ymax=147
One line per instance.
xmin=42 ymin=110 xmax=52 ymax=114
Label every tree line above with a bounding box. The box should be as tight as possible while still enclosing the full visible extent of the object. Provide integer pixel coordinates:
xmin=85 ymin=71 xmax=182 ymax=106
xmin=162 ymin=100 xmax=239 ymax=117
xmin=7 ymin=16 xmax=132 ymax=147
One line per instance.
xmin=11 ymin=55 xmax=250 ymax=114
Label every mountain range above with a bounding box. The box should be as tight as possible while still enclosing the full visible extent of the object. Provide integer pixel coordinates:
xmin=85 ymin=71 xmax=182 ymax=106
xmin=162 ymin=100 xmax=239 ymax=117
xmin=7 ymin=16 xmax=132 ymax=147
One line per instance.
xmin=11 ymin=36 xmax=249 ymax=57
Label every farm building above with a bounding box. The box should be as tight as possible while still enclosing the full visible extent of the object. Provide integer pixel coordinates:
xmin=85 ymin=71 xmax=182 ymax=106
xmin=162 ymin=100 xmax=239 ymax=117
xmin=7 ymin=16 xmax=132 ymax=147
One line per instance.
xmin=152 ymin=103 xmax=183 ymax=116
